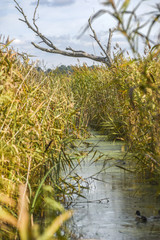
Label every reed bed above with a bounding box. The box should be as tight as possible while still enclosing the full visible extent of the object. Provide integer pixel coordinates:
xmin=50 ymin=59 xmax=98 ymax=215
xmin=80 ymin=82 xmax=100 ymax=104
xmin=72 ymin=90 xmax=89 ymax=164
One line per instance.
xmin=0 ymin=39 xmax=83 ymax=239
xmin=0 ymin=37 xmax=160 ymax=239
xmin=70 ymin=50 xmax=160 ymax=178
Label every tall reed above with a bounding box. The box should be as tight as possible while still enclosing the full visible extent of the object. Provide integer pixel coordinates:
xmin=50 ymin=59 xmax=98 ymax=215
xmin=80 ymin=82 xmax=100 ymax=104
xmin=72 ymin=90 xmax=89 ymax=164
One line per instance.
xmin=70 ymin=50 xmax=160 ymax=177
xmin=0 ymin=38 xmax=82 ymax=239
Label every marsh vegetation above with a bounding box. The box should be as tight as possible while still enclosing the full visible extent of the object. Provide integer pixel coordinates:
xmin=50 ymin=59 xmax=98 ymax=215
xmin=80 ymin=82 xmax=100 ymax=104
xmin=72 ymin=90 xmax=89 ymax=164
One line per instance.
xmin=0 ymin=37 xmax=160 ymax=239
xmin=0 ymin=0 xmax=160 ymax=239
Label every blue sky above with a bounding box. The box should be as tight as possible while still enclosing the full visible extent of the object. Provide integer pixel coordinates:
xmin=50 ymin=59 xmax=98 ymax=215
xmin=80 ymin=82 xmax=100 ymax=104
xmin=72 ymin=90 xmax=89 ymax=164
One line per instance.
xmin=0 ymin=0 xmax=159 ymax=68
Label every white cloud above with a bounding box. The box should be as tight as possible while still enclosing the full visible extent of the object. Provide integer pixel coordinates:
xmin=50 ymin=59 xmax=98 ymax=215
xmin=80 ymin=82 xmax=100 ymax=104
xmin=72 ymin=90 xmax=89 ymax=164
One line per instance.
xmin=13 ymin=39 xmax=24 ymax=45
xmin=31 ymin=0 xmax=76 ymax=7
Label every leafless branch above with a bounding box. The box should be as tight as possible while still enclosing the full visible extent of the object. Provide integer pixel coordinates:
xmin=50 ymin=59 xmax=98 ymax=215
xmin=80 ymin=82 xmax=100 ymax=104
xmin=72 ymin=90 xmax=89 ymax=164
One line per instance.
xmin=88 ymin=18 xmax=113 ymax=65
xmin=14 ymin=0 xmax=113 ymax=67
xmin=78 ymin=9 xmax=112 ymax=39
xmin=107 ymin=28 xmax=114 ymax=64
xmin=66 ymin=47 xmax=86 ymax=54
xmin=33 ymin=0 xmax=39 ymax=30
xmin=88 ymin=18 xmax=106 ymax=56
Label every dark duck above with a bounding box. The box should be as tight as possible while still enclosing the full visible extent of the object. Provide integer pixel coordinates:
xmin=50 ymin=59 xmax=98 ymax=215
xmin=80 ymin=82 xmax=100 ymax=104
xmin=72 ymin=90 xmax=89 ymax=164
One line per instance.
xmin=135 ymin=210 xmax=147 ymax=223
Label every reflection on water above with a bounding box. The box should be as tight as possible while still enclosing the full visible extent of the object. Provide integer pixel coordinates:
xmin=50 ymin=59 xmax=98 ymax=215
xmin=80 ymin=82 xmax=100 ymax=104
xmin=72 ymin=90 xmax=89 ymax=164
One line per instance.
xmin=69 ymin=130 xmax=160 ymax=240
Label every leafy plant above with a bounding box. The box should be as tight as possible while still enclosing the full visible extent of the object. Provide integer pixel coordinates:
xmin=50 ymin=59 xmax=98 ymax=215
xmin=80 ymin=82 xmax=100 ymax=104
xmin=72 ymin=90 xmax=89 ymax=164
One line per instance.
xmin=0 ymin=185 xmax=73 ymax=240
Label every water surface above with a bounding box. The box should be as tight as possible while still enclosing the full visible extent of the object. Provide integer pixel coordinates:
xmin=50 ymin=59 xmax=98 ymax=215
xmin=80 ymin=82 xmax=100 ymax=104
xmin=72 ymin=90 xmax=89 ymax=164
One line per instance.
xmin=69 ymin=130 xmax=160 ymax=240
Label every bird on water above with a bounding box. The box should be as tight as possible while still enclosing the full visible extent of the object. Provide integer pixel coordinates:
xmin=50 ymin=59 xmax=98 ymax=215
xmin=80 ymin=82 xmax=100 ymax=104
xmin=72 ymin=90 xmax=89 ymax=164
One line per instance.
xmin=135 ymin=210 xmax=147 ymax=223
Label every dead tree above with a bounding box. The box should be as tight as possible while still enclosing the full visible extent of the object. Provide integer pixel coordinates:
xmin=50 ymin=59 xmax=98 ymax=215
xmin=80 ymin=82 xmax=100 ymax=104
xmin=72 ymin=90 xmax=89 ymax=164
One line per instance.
xmin=14 ymin=0 xmax=114 ymax=67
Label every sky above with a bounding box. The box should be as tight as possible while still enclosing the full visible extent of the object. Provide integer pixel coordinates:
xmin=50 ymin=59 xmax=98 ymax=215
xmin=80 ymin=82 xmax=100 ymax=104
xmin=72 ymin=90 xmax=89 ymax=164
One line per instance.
xmin=0 ymin=0 xmax=159 ymax=69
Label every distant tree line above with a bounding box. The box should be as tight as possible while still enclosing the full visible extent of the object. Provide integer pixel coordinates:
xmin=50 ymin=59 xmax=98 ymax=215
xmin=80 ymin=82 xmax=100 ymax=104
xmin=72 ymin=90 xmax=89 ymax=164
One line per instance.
xmin=36 ymin=64 xmax=96 ymax=75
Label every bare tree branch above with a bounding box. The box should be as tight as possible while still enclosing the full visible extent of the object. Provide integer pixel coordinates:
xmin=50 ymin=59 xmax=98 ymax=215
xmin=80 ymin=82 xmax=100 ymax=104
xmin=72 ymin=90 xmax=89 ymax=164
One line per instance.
xmin=14 ymin=0 xmax=113 ymax=67
xmin=33 ymin=0 xmax=39 ymax=31
xmin=77 ymin=9 xmax=113 ymax=39
xmin=88 ymin=18 xmax=113 ymax=66
xmin=106 ymin=28 xmax=114 ymax=64
xmin=31 ymin=42 xmax=111 ymax=64
xmin=88 ymin=18 xmax=106 ymax=56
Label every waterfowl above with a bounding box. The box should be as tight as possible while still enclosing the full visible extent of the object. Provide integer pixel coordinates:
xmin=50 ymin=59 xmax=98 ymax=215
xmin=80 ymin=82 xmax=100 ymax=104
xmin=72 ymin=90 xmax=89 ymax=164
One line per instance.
xmin=135 ymin=210 xmax=147 ymax=223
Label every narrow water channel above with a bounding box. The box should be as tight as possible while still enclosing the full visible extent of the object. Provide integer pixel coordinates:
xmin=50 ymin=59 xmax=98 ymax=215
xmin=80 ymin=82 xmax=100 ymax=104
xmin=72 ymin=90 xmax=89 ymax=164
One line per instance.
xmin=69 ymin=130 xmax=160 ymax=240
